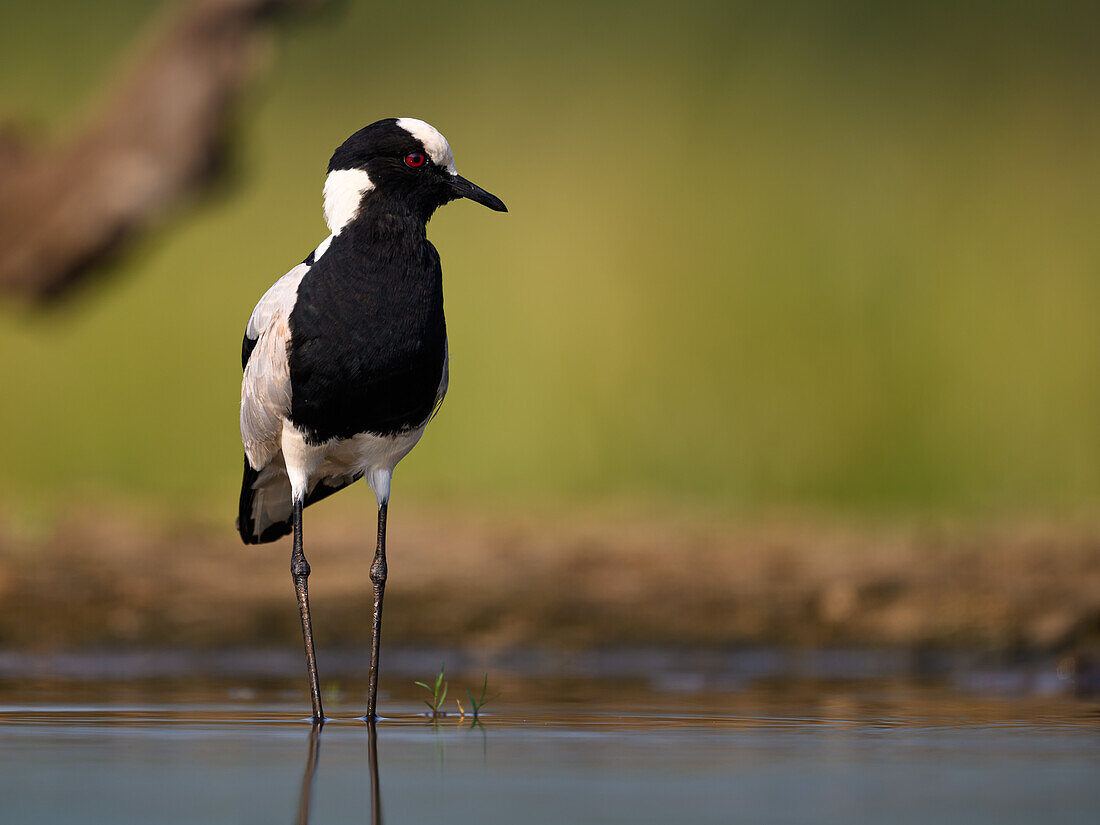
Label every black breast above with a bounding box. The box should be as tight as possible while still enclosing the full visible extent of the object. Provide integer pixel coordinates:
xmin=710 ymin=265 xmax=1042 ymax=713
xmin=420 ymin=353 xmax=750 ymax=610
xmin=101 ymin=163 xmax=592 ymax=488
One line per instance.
xmin=287 ymin=222 xmax=447 ymax=442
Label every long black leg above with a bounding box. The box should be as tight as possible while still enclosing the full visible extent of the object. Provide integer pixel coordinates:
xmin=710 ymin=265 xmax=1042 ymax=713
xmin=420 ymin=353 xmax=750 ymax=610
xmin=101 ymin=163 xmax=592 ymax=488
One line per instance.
xmin=366 ymin=501 xmax=388 ymax=720
xmin=292 ymin=499 xmax=324 ymax=723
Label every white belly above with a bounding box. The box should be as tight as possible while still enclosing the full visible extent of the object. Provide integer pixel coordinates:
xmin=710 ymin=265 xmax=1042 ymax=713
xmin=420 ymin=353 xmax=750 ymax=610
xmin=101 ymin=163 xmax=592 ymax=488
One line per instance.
xmin=282 ymin=420 xmax=427 ymax=506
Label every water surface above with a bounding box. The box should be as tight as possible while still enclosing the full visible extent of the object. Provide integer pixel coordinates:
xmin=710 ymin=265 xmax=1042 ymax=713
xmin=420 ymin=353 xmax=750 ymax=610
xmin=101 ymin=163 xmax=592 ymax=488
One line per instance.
xmin=1 ymin=657 xmax=1097 ymax=824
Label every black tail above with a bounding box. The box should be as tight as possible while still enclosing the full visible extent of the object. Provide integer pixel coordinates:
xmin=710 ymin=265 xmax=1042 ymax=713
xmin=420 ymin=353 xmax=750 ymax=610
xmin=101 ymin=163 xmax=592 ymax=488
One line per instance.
xmin=237 ymin=456 xmax=290 ymax=544
xmin=236 ymin=454 xmax=361 ymax=545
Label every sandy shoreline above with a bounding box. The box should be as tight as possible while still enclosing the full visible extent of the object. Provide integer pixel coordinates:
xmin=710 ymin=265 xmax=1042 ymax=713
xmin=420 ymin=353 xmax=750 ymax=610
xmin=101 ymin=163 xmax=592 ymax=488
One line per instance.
xmin=1 ymin=503 xmax=1097 ymax=656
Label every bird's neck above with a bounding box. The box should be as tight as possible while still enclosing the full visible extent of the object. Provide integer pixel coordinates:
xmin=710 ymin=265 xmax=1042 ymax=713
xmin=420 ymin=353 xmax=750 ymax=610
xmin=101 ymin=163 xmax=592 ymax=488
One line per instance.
xmin=327 ymin=196 xmax=442 ymax=318
xmin=336 ymin=214 xmax=435 ymax=301
xmin=348 ymin=192 xmax=435 ymax=241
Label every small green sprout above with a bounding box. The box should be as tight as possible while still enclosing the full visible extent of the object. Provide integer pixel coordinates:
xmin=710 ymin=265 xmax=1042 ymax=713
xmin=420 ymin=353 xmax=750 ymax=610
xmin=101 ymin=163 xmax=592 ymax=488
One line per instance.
xmin=414 ymin=664 xmax=448 ymax=718
xmin=322 ymin=681 xmax=341 ymax=705
xmin=465 ymin=674 xmax=499 ymax=722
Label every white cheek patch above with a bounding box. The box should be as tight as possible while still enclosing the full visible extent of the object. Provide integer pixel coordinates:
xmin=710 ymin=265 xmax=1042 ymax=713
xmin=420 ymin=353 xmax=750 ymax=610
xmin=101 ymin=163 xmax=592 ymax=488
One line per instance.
xmin=396 ymin=117 xmax=458 ymax=175
xmin=323 ymin=168 xmax=375 ymax=233
xmin=313 ymin=233 xmax=334 ymax=261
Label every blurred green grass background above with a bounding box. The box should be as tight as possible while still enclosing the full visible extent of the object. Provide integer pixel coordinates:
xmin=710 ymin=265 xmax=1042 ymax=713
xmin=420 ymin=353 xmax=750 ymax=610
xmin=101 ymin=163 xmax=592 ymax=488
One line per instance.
xmin=1 ymin=0 xmax=1099 ymax=515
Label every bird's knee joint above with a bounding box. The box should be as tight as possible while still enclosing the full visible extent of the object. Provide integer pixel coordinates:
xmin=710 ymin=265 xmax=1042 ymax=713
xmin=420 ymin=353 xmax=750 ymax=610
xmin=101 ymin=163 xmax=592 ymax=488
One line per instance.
xmin=292 ymin=558 xmax=311 ymax=578
xmin=370 ymin=559 xmax=387 ymax=585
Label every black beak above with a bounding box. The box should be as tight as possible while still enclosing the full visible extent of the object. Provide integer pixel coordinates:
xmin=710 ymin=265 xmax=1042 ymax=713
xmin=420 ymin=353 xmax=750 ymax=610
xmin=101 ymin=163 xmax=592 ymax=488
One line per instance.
xmin=448 ymin=174 xmax=507 ymax=212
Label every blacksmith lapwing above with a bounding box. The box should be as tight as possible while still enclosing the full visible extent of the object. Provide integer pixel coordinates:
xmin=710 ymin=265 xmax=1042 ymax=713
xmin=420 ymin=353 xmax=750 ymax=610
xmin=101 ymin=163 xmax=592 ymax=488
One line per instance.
xmin=236 ymin=118 xmax=506 ymax=723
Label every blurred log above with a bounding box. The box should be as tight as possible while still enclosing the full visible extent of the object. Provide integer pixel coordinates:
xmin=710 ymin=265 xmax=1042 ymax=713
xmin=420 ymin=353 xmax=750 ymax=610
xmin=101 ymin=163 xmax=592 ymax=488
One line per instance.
xmin=0 ymin=0 xmax=328 ymax=302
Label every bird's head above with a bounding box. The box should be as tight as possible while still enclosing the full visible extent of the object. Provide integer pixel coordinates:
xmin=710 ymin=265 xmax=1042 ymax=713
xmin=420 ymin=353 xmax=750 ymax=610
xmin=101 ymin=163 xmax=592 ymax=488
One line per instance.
xmin=322 ymin=117 xmax=507 ymax=233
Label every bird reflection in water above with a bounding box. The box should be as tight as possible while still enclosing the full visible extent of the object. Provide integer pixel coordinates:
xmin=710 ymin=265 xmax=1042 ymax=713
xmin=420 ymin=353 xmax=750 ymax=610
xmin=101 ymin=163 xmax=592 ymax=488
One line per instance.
xmin=367 ymin=722 xmax=382 ymax=825
xmin=296 ymin=722 xmax=384 ymax=825
xmin=296 ymin=724 xmax=322 ymax=825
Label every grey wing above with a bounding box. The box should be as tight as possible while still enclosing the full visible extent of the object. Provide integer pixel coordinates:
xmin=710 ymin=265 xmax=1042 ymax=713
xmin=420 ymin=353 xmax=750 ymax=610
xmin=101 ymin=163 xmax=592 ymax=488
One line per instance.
xmin=427 ymin=337 xmax=449 ymax=423
xmin=240 ymin=261 xmax=309 ymax=471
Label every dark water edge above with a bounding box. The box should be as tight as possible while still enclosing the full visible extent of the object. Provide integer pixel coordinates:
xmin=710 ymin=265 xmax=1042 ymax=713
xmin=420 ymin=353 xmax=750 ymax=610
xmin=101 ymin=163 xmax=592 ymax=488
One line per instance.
xmin=1 ymin=648 xmax=1097 ymax=825
xmin=1 ymin=645 xmax=1097 ymax=698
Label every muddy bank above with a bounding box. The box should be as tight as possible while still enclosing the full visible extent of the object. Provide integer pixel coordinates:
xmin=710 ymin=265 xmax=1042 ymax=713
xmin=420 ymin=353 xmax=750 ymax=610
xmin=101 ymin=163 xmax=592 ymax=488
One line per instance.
xmin=0 ymin=504 xmax=1097 ymax=654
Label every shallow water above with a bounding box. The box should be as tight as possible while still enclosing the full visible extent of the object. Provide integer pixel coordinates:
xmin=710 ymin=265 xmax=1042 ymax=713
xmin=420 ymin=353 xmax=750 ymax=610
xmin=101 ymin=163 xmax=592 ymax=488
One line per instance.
xmin=1 ymin=656 xmax=1098 ymax=824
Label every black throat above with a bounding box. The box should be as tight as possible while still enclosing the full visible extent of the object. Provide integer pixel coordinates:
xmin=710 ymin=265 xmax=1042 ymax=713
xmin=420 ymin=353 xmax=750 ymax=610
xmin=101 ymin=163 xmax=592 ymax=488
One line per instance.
xmin=287 ymin=197 xmax=448 ymax=442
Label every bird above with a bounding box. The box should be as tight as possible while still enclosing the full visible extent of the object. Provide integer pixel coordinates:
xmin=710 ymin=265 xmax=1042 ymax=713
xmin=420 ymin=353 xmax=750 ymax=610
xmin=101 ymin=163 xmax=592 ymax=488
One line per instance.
xmin=236 ymin=117 xmax=506 ymax=723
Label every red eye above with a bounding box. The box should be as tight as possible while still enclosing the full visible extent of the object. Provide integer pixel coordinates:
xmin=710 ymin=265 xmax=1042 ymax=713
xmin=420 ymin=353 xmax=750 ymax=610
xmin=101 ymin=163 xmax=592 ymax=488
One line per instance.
xmin=404 ymin=152 xmax=426 ymax=168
